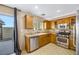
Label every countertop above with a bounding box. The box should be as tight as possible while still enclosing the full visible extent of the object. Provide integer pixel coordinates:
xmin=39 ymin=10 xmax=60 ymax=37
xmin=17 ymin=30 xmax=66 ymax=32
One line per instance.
xmin=25 ymin=32 xmax=56 ymax=38
xmin=25 ymin=33 xmax=48 ymax=37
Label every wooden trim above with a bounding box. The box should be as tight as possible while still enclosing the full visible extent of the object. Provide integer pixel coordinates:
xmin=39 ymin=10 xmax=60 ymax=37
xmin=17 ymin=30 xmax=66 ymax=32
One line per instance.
xmin=0 ymin=25 xmax=3 ymax=40
xmin=25 ymin=15 xmax=26 ymax=29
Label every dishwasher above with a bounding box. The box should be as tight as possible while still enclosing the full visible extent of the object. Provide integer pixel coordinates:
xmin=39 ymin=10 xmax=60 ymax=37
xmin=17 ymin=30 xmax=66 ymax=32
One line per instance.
xmin=30 ymin=36 xmax=39 ymax=52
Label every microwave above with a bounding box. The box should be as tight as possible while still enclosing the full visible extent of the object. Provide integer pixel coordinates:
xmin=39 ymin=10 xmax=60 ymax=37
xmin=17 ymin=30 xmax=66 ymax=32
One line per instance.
xmin=58 ymin=24 xmax=69 ymax=29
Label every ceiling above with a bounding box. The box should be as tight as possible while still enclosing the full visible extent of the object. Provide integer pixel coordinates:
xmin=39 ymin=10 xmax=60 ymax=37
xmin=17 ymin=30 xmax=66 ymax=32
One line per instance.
xmin=5 ymin=4 xmax=79 ymax=20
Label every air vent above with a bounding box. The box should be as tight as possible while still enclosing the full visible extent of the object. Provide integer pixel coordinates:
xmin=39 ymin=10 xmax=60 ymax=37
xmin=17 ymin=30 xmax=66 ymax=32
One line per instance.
xmin=41 ymin=14 xmax=46 ymax=16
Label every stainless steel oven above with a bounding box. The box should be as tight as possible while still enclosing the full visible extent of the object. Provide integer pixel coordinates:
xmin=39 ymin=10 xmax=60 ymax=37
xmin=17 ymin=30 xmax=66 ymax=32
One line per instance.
xmin=56 ymin=31 xmax=70 ymax=48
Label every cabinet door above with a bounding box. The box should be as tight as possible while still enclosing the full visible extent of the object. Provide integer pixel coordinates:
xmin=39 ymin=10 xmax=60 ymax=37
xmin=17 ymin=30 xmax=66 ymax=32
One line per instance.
xmin=38 ymin=35 xmax=47 ymax=47
xmin=51 ymin=21 xmax=55 ymax=29
xmin=38 ymin=34 xmax=50 ymax=47
xmin=25 ymin=37 xmax=30 ymax=52
xmin=43 ymin=21 xmax=51 ymax=30
xmin=46 ymin=34 xmax=51 ymax=43
xmin=51 ymin=34 xmax=56 ymax=43
xmin=25 ymin=15 xmax=33 ymax=29
xmin=69 ymin=36 xmax=75 ymax=50
xmin=43 ymin=22 xmax=47 ymax=29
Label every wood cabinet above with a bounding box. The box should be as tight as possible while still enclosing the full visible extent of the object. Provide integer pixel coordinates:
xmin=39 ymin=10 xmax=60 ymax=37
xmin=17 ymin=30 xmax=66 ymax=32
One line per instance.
xmin=25 ymin=15 xmax=33 ymax=29
xmin=56 ymin=18 xmax=70 ymax=24
xmin=25 ymin=34 xmax=51 ymax=52
xmin=46 ymin=34 xmax=51 ymax=43
xmin=69 ymin=35 xmax=76 ymax=50
xmin=43 ymin=21 xmax=51 ymax=29
xmin=51 ymin=20 xmax=57 ymax=29
xmin=56 ymin=16 xmax=76 ymax=25
xmin=50 ymin=33 xmax=56 ymax=44
xmin=38 ymin=34 xmax=50 ymax=47
xmin=25 ymin=37 xmax=30 ymax=52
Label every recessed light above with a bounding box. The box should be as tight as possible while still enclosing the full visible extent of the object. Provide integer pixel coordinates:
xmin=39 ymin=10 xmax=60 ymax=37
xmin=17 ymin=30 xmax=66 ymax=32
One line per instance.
xmin=35 ymin=5 xmax=38 ymax=9
xmin=56 ymin=10 xmax=61 ymax=13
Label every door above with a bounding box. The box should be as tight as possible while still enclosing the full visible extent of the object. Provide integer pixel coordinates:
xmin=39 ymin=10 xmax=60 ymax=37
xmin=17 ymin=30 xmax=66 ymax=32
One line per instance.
xmin=0 ymin=14 xmax=14 ymax=55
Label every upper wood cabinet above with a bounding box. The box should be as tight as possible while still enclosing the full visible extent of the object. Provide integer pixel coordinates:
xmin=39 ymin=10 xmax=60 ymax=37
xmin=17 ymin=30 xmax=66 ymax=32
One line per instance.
xmin=25 ymin=15 xmax=33 ymax=29
xmin=43 ymin=21 xmax=51 ymax=29
xmin=50 ymin=33 xmax=56 ymax=44
xmin=56 ymin=16 xmax=76 ymax=25
xmin=51 ymin=20 xmax=57 ymax=29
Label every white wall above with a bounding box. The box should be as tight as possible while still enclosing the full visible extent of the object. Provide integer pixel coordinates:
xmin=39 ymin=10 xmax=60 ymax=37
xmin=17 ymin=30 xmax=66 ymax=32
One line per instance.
xmin=0 ymin=5 xmax=14 ymax=16
xmin=17 ymin=11 xmax=26 ymax=51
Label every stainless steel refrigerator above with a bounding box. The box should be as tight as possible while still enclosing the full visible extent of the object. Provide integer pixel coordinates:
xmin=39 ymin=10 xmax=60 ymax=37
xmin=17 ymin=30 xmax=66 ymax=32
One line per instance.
xmin=76 ymin=10 xmax=79 ymax=55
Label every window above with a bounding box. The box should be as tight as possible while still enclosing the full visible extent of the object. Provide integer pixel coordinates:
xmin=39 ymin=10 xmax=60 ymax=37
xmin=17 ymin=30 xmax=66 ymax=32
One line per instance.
xmin=0 ymin=14 xmax=14 ymax=41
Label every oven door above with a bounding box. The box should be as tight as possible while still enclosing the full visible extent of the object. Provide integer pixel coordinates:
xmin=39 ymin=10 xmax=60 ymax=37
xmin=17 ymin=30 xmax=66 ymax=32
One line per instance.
xmin=56 ymin=37 xmax=69 ymax=48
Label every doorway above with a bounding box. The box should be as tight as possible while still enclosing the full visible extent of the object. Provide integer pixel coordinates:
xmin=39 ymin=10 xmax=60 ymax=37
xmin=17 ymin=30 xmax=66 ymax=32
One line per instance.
xmin=0 ymin=14 xmax=14 ymax=55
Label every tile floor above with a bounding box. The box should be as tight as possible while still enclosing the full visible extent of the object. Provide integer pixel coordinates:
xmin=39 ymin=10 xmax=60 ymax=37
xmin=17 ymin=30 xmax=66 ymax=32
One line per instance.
xmin=22 ymin=43 xmax=76 ymax=55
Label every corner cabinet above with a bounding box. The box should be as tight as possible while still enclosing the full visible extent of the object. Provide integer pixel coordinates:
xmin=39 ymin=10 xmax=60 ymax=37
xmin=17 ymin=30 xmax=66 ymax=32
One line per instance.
xmin=25 ymin=15 xmax=33 ymax=29
xmin=50 ymin=33 xmax=56 ymax=44
xmin=43 ymin=21 xmax=51 ymax=30
xmin=38 ymin=34 xmax=50 ymax=47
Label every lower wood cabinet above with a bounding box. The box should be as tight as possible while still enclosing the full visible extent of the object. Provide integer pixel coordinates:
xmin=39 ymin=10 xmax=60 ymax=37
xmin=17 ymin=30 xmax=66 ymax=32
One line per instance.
xmin=38 ymin=34 xmax=50 ymax=47
xmin=25 ymin=37 xmax=30 ymax=52
xmin=50 ymin=33 xmax=56 ymax=44
xmin=69 ymin=36 xmax=76 ymax=50
xmin=25 ymin=33 xmax=56 ymax=53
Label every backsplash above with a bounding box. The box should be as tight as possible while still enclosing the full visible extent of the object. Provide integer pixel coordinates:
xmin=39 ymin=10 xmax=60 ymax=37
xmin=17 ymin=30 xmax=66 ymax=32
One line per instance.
xmin=24 ymin=29 xmax=56 ymax=35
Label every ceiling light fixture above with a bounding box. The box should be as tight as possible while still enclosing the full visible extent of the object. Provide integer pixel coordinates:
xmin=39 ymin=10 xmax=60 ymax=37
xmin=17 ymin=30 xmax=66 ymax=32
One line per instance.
xmin=56 ymin=10 xmax=61 ymax=13
xmin=35 ymin=5 xmax=38 ymax=9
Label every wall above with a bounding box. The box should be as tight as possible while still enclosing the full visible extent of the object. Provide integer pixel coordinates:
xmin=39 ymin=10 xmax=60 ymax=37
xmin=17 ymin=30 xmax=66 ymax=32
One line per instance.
xmin=0 ymin=5 xmax=14 ymax=16
xmin=17 ymin=11 xmax=26 ymax=51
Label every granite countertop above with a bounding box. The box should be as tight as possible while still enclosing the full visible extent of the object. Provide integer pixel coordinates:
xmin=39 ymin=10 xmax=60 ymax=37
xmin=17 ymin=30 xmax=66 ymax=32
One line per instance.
xmin=25 ymin=30 xmax=56 ymax=37
xmin=25 ymin=32 xmax=48 ymax=37
xmin=25 ymin=32 xmax=56 ymax=38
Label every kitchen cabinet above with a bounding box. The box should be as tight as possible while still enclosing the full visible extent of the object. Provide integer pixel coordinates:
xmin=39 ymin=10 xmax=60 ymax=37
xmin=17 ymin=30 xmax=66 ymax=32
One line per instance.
xmin=51 ymin=20 xmax=57 ymax=29
xmin=46 ymin=34 xmax=51 ymax=43
xmin=50 ymin=33 xmax=56 ymax=44
xmin=25 ymin=36 xmax=39 ymax=52
xmin=56 ymin=17 xmax=71 ymax=24
xmin=70 ymin=16 xmax=76 ymax=29
xmin=25 ymin=15 xmax=33 ymax=29
xmin=38 ymin=34 xmax=50 ymax=47
xmin=56 ymin=16 xmax=76 ymax=25
xmin=25 ymin=37 xmax=30 ymax=52
xmin=43 ymin=21 xmax=51 ymax=30
xmin=25 ymin=34 xmax=50 ymax=52
xmin=69 ymin=35 xmax=76 ymax=50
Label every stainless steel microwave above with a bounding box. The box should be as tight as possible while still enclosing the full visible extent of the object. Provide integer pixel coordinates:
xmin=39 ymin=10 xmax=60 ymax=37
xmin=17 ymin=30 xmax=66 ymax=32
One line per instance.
xmin=58 ymin=24 xmax=68 ymax=29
